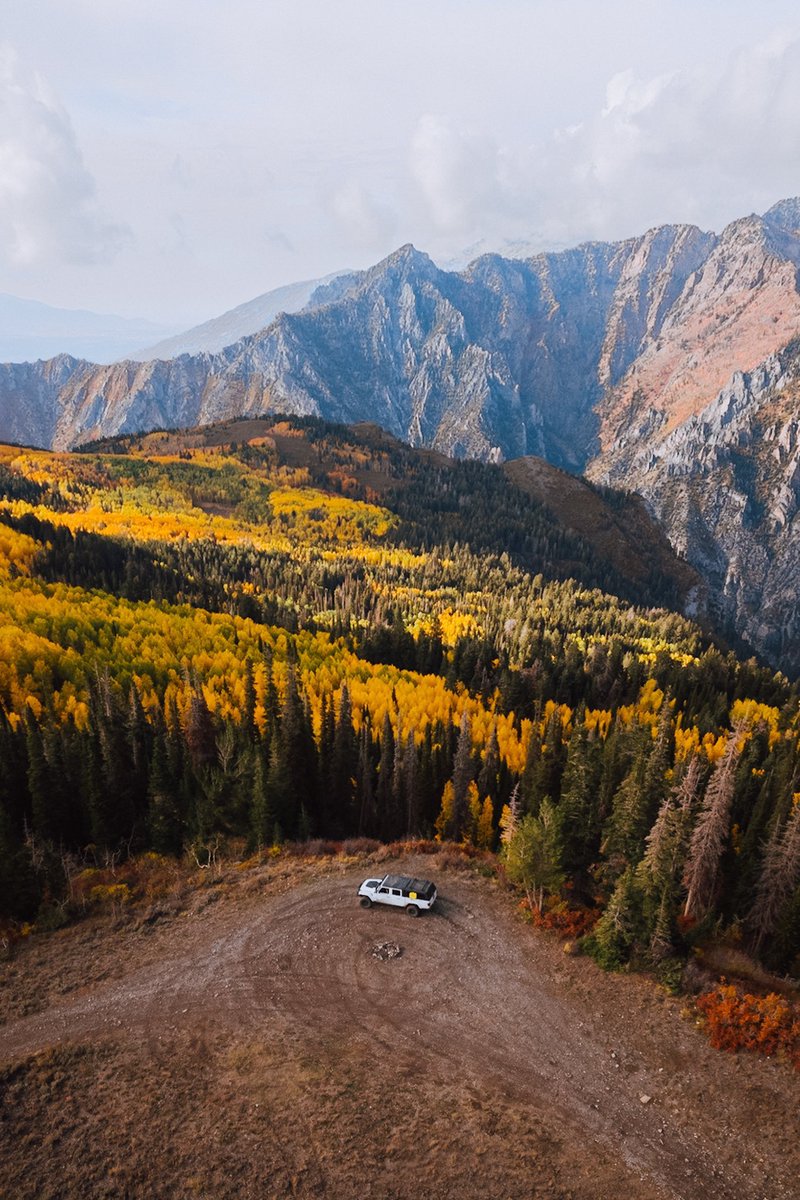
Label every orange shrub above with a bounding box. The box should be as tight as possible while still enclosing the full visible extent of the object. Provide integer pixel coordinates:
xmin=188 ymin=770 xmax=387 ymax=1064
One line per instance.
xmin=531 ymin=901 xmax=600 ymax=940
xmin=696 ymin=984 xmax=800 ymax=1069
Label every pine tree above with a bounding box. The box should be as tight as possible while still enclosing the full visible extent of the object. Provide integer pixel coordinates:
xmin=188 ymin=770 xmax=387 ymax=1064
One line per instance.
xmin=636 ymin=754 xmax=703 ymax=955
xmin=402 ymin=733 xmax=421 ymax=836
xmin=559 ymin=722 xmax=600 ymax=874
xmin=242 ymin=659 xmax=257 ymax=740
xmin=249 ymin=741 xmax=275 ymax=851
xmin=184 ymin=686 xmax=217 ymax=772
xmin=127 ymin=685 xmax=151 ymax=823
xmin=356 ymin=716 xmax=377 ymax=837
xmin=450 ymin=713 xmax=474 ymax=841
xmin=588 ymin=868 xmax=644 ymax=970
xmin=527 ymin=707 xmax=567 ymax=814
xmin=261 ymin=647 xmax=280 ymax=741
xmin=26 ymin=719 xmax=54 ymax=844
xmin=640 ymin=698 xmax=674 ymax=833
xmin=375 ymin=713 xmax=396 ymax=840
xmin=147 ymin=719 xmax=184 ymax=855
xmin=331 ymin=683 xmax=358 ymax=834
xmin=502 ymin=799 xmax=564 ymax=913
xmin=519 ymin=715 xmax=542 ymax=814
xmin=278 ymin=668 xmax=317 ymax=836
xmin=477 ymin=725 xmax=500 ymax=807
xmin=0 ymin=803 xmax=40 ymax=921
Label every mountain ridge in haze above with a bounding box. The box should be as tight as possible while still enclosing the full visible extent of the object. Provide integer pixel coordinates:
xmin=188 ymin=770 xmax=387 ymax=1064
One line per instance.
xmin=0 ymin=293 xmax=179 ymax=365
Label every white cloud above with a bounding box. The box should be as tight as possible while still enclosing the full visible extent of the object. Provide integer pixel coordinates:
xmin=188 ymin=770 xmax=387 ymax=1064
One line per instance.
xmin=405 ymin=37 xmax=800 ymax=261
xmin=409 ymin=115 xmax=525 ymax=235
xmin=0 ymin=47 xmax=127 ymax=267
xmin=330 ymin=179 xmax=395 ymax=248
xmin=536 ymin=37 xmax=800 ymax=242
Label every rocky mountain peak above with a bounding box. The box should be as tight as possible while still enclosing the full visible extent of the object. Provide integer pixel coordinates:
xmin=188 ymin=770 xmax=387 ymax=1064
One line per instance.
xmin=763 ymin=196 xmax=800 ymax=236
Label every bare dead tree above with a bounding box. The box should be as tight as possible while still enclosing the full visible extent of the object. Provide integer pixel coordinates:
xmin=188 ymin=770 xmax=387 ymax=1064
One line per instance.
xmin=749 ymin=799 xmax=800 ymax=951
xmin=682 ymin=726 xmax=745 ymax=921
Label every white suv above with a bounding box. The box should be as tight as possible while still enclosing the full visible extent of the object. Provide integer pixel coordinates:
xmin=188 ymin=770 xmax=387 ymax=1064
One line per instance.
xmin=357 ymin=873 xmax=437 ymax=916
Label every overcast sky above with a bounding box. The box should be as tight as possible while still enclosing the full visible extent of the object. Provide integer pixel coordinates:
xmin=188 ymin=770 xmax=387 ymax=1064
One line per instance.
xmin=3 ymin=0 xmax=800 ymax=325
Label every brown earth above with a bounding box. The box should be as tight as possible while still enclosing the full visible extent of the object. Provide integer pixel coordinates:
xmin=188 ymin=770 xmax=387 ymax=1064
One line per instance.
xmin=1 ymin=855 xmax=798 ymax=1200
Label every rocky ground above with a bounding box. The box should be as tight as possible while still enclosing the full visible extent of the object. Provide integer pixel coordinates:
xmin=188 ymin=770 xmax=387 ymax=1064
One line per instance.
xmin=1 ymin=854 xmax=797 ymax=1199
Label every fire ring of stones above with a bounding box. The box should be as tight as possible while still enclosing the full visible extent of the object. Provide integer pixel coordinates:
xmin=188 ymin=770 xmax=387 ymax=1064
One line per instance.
xmin=372 ymin=941 xmax=402 ymax=961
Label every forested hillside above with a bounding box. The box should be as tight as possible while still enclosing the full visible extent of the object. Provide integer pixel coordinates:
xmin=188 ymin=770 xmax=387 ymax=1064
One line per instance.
xmin=0 ymin=416 xmax=798 ymax=981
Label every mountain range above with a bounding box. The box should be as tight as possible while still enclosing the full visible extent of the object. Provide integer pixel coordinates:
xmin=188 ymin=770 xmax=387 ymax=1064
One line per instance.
xmin=0 ymin=293 xmax=179 ymax=364
xmin=2 ymin=201 xmax=800 ymax=672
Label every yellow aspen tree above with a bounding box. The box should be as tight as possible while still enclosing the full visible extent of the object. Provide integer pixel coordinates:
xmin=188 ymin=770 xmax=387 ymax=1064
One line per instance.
xmin=466 ymin=780 xmax=481 ymax=846
xmin=477 ymin=797 xmax=494 ymax=850
xmin=435 ymin=780 xmax=456 ymax=842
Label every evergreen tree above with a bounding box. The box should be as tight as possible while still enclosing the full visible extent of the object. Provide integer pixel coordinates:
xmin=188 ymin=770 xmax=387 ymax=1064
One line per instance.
xmin=375 ymin=714 xmax=396 ymax=840
xmin=477 ymin=725 xmax=500 ymax=806
xmin=242 ymin=659 xmax=257 ymax=740
xmin=450 ymin=713 xmax=474 ymax=841
xmin=147 ymin=717 xmax=184 ymax=855
xmin=355 ymin=717 xmax=377 ymax=837
xmin=636 ymin=754 xmax=703 ymax=956
xmin=559 ymin=722 xmax=601 ymax=874
xmin=249 ymin=741 xmax=275 ymax=850
xmin=587 ymin=868 xmax=644 ymax=970
xmin=331 ymin=683 xmax=358 ymax=835
xmin=0 ymin=804 xmax=40 ymax=921
xmin=402 ymin=733 xmax=422 ymax=836
xmin=502 ymin=799 xmax=564 ymax=913
xmin=26 ymin=719 xmax=54 ymax=844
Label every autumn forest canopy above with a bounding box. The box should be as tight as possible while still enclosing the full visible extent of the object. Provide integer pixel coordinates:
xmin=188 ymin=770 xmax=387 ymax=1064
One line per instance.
xmin=0 ymin=416 xmax=798 ymax=978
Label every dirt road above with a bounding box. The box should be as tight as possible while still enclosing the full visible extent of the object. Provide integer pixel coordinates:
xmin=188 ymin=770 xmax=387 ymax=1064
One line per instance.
xmin=1 ymin=857 xmax=798 ymax=1199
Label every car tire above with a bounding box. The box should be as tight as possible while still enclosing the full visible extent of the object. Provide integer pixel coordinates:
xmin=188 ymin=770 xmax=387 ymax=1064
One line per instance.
xmin=406 ymin=904 xmax=419 ymax=917
xmin=359 ymin=896 xmax=372 ymax=908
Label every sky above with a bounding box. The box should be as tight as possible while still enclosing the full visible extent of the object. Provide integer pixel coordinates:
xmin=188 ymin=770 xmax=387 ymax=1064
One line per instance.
xmin=2 ymin=0 xmax=800 ymax=326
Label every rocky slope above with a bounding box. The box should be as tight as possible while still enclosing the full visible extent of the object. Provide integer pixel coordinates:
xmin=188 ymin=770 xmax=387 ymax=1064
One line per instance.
xmin=2 ymin=201 xmax=800 ymax=670
xmin=593 ymin=341 xmax=800 ymax=671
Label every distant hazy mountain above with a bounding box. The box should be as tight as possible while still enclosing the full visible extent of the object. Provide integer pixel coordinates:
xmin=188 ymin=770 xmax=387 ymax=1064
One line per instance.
xmin=129 ymin=271 xmax=354 ymax=360
xmin=2 ymin=201 xmax=800 ymax=669
xmin=0 ymin=293 xmax=179 ymax=365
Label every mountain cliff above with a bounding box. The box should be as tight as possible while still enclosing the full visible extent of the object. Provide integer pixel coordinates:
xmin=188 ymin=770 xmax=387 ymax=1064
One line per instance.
xmin=2 ymin=202 xmax=800 ymax=669
xmin=592 ymin=341 xmax=800 ymax=672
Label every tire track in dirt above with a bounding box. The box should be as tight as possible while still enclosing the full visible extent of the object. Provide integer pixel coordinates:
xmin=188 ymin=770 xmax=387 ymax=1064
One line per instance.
xmin=0 ymin=861 xmax=795 ymax=1200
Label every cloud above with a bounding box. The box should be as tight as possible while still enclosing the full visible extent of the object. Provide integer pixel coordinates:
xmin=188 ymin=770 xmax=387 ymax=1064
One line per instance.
xmin=537 ymin=36 xmax=800 ymax=241
xmin=409 ymin=114 xmax=526 ymax=235
xmin=407 ymin=37 xmax=800 ymax=260
xmin=330 ymin=178 xmax=395 ymax=248
xmin=0 ymin=47 xmax=128 ymax=267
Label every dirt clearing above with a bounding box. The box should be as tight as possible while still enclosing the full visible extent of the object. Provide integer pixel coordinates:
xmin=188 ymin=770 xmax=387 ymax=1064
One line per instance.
xmin=1 ymin=855 xmax=798 ymax=1199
